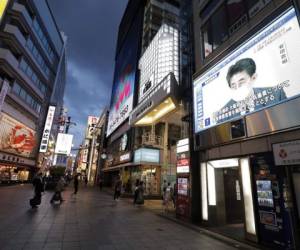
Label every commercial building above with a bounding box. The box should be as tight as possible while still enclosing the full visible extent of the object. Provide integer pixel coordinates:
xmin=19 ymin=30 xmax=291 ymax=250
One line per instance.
xmin=192 ymin=0 xmax=300 ymax=248
xmin=0 ymin=0 xmax=66 ymax=183
xmin=103 ymin=0 xmax=194 ymax=203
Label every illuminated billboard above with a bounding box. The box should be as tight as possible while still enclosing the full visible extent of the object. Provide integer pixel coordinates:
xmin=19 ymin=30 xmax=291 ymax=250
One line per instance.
xmin=39 ymin=106 xmax=56 ymax=153
xmin=138 ymin=24 xmax=179 ymax=103
xmin=193 ymin=7 xmax=300 ymax=133
xmin=106 ymin=15 xmax=140 ymax=136
xmin=0 ymin=113 xmax=36 ymax=157
xmin=55 ymin=133 xmax=73 ymax=155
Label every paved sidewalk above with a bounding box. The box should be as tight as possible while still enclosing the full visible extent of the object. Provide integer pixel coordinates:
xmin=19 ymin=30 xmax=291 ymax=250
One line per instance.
xmin=0 ymin=184 xmax=259 ymax=250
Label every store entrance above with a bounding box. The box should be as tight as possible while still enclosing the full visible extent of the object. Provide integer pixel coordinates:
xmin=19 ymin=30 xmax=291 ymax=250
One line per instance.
xmin=223 ymin=168 xmax=244 ymax=224
xmin=212 ymin=166 xmax=245 ymax=240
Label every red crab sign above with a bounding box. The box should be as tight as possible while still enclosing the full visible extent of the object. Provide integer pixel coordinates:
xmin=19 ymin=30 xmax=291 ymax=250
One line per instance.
xmin=0 ymin=113 xmax=36 ymax=157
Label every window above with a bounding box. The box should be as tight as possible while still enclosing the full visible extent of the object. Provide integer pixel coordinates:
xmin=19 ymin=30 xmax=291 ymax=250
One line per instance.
xmin=26 ymin=38 xmax=51 ymax=78
xmin=12 ymin=82 xmax=21 ymax=95
xmin=32 ymin=18 xmax=56 ymax=63
xmin=19 ymin=58 xmax=47 ymax=95
xmin=226 ymin=0 xmax=247 ymax=34
xmin=201 ymin=0 xmax=273 ymax=58
xmin=12 ymin=82 xmax=42 ymax=113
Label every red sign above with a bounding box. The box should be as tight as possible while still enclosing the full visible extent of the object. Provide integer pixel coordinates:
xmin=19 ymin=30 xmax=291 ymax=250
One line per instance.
xmin=177 ymin=158 xmax=189 ymax=167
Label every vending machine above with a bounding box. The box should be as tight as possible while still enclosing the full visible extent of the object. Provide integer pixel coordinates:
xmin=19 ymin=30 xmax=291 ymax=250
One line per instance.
xmin=251 ymin=153 xmax=296 ymax=249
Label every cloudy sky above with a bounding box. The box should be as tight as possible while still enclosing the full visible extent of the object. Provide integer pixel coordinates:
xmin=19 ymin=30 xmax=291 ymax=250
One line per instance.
xmin=48 ymin=0 xmax=128 ymax=148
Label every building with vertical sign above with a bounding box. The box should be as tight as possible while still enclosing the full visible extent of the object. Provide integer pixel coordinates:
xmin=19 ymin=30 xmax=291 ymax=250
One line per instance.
xmin=192 ymin=0 xmax=300 ymax=248
xmin=103 ymin=0 xmax=195 ymax=199
xmin=0 ymin=0 xmax=66 ymax=183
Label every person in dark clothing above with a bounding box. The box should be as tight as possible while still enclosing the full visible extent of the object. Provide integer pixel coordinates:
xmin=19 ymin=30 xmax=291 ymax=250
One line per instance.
xmin=133 ymin=179 xmax=140 ymax=204
xmin=73 ymin=174 xmax=79 ymax=195
xmin=136 ymin=181 xmax=144 ymax=205
xmin=31 ymin=172 xmax=44 ymax=208
xmin=84 ymin=176 xmax=88 ymax=187
xmin=114 ymin=178 xmax=122 ymax=201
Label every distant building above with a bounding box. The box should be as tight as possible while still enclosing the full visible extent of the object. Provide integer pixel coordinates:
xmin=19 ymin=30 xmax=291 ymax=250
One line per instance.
xmin=0 ymin=0 xmax=66 ymax=183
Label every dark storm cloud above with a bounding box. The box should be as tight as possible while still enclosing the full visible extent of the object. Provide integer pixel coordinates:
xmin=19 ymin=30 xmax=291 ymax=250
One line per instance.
xmin=48 ymin=0 xmax=128 ymax=147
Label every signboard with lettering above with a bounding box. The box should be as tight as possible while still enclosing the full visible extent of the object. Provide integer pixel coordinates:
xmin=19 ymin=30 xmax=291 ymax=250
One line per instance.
xmin=39 ymin=106 xmax=55 ymax=153
xmin=273 ymin=140 xmax=300 ymax=166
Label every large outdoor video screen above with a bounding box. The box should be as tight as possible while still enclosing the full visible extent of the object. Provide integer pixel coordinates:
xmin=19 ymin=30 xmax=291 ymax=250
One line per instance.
xmin=193 ymin=7 xmax=300 ymax=133
xmin=107 ymin=16 xmax=141 ymax=136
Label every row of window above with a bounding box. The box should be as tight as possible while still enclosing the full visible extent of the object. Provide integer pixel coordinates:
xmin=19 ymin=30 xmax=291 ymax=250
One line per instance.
xmin=202 ymin=0 xmax=272 ymax=58
xmin=33 ymin=18 xmax=55 ymax=62
xmin=19 ymin=58 xmax=47 ymax=94
xmin=26 ymin=37 xmax=50 ymax=78
xmin=12 ymin=82 xmax=42 ymax=113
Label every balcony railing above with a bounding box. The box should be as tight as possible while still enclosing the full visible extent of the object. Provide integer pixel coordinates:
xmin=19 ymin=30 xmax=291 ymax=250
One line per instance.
xmin=141 ymin=132 xmax=164 ymax=149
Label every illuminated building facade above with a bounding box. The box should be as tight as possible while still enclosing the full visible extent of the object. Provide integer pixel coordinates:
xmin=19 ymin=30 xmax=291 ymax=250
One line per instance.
xmin=0 ymin=0 xmax=66 ymax=183
xmin=192 ymin=0 xmax=300 ymax=248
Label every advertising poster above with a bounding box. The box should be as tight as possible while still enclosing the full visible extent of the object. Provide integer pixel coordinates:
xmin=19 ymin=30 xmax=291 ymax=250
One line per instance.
xmin=54 ymin=133 xmax=73 ymax=155
xmin=106 ymin=16 xmax=140 ymax=136
xmin=193 ymin=7 xmax=300 ymax=133
xmin=0 ymin=113 xmax=36 ymax=157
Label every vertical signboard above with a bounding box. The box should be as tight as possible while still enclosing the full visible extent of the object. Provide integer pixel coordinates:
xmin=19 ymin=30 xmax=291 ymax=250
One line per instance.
xmin=85 ymin=116 xmax=98 ymax=139
xmin=176 ymin=138 xmax=190 ymax=218
xmin=39 ymin=106 xmax=56 ymax=153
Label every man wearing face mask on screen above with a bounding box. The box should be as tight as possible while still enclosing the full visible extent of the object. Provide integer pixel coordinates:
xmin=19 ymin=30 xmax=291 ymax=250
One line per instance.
xmin=213 ymin=58 xmax=287 ymax=124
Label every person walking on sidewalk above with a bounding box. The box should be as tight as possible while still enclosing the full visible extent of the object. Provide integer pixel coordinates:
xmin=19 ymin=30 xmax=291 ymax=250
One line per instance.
xmin=30 ymin=172 xmax=44 ymax=208
xmin=73 ymin=173 xmax=79 ymax=195
xmin=164 ymin=182 xmax=173 ymax=213
xmin=50 ymin=176 xmax=65 ymax=204
xmin=133 ymin=179 xmax=140 ymax=204
xmin=114 ymin=178 xmax=122 ymax=201
xmin=136 ymin=181 xmax=144 ymax=205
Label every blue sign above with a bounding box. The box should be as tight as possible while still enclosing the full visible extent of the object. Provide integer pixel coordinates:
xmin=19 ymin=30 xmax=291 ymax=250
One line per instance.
xmin=134 ymin=148 xmax=160 ymax=163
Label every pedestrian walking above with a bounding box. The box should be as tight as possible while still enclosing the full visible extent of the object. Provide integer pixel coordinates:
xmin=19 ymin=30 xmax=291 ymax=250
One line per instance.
xmin=114 ymin=178 xmax=122 ymax=200
xmin=164 ymin=182 xmax=173 ymax=213
xmin=162 ymin=179 xmax=167 ymax=201
xmin=50 ymin=176 xmax=65 ymax=204
xmin=99 ymin=178 xmax=103 ymax=191
xmin=136 ymin=181 xmax=144 ymax=205
xmin=73 ymin=173 xmax=79 ymax=195
xmin=84 ymin=176 xmax=88 ymax=187
xmin=30 ymin=172 xmax=44 ymax=208
xmin=133 ymin=179 xmax=140 ymax=204
xmin=172 ymin=183 xmax=177 ymax=208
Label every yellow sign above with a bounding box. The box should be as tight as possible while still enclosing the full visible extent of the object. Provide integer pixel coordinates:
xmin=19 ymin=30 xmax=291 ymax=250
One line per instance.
xmin=0 ymin=0 xmax=9 ymax=21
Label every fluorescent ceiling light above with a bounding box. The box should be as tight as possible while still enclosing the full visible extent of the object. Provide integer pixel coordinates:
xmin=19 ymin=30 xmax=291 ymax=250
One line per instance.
xmin=208 ymin=158 xmax=239 ymax=168
xmin=135 ymin=97 xmax=176 ymax=126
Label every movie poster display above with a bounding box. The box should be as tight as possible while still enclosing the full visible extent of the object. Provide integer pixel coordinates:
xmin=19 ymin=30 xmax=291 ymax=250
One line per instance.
xmin=193 ymin=7 xmax=300 ymax=133
xmin=106 ymin=17 xmax=140 ymax=136
xmin=0 ymin=113 xmax=36 ymax=157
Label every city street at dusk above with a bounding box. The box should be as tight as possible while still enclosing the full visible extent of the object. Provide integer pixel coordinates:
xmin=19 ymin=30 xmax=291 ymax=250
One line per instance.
xmin=0 ymin=0 xmax=300 ymax=249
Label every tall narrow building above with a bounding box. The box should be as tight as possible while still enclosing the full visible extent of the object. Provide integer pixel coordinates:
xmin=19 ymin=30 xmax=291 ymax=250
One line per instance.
xmin=0 ymin=0 xmax=66 ymax=183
